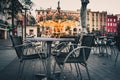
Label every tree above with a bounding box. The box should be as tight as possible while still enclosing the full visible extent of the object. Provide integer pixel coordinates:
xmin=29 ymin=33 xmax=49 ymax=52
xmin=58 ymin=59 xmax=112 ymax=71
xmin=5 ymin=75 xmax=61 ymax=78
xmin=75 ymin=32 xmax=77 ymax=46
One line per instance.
xmin=22 ymin=0 xmax=33 ymax=9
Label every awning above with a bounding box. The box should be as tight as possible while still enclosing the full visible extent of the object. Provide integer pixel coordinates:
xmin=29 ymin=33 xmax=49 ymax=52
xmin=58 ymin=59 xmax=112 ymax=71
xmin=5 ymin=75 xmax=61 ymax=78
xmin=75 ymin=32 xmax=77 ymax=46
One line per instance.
xmin=0 ymin=28 xmax=8 ymax=31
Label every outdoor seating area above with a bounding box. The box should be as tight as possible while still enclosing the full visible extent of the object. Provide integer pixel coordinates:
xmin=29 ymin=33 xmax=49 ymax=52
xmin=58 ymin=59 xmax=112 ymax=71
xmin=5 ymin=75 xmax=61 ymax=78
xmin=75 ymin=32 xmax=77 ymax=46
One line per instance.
xmin=0 ymin=34 xmax=120 ymax=80
xmin=1 ymin=0 xmax=120 ymax=80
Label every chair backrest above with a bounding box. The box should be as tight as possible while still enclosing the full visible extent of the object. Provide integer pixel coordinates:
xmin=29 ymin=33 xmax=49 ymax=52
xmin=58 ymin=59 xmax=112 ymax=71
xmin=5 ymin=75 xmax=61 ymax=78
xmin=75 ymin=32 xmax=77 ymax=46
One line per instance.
xmin=60 ymin=35 xmax=80 ymax=45
xmin=55 ymin=42 xmax=68 ymax=50
xmin=10 ymin=35 xmax=24 ymax=59
xmin=78 ymin=34 xmax=95 ymax=61
xmin=114 ymin=35 xmax=120 ymax=51
xmin=60 ymin=36 xmax=80 ymax=51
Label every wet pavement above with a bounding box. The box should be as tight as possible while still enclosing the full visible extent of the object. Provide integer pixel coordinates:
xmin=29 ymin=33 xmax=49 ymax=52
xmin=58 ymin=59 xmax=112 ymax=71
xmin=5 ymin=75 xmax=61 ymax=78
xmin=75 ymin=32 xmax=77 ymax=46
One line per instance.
xmin=0 ymin=38 xmax=16 ymax=71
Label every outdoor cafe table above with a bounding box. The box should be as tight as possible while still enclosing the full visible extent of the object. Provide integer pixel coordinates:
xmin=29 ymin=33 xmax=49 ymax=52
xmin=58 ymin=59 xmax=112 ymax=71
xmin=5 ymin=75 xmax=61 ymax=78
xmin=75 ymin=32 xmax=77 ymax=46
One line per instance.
xmin=97 ymin=36 xmax=114 ymax=56
xmin=26 ymin=37 xmax=74 ymax=79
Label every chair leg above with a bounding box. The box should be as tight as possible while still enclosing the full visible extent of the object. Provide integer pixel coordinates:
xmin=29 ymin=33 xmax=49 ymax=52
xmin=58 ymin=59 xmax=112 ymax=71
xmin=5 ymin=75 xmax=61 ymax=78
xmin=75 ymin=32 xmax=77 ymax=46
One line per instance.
xmin=16 ymin=61 xmax=25 ymax=80
xmin=16 ymin=62 xmax=22 ymax=80
xmin=74 ymin=63 xmax=83 ymax=80
xmin=111 ymin=46 xmax=116 ymax=57
xmin=59 ymin=64 xmax=65 ymax=80
xmin=42 ymin=60 xmax=47 ymax=75
xmin=98 ymin=45 xmax=101 ymax=55
xmin=85 ymin=64 xmax=91 ymax=80
xmin=114 ymin=51 xmax=120 ymax=66
xmin=69 ymin=63 xmax=73 ymax=71
xmin=74 ymin=63 xmax=80 ymax=79
xmin=105 ymin=46 xmax=109 ymax=57
xmin=76 ymin=63 xmax=83 ymax=80
xmin=52 ymin=61 xmax=57 ymax=79
xmin=53 ymin=61 xmax=56 ymax=73
xmin=53 ymin=62 xmax=65 ymax=80
xmin=53 ymin=61 xmax=65 ymax=80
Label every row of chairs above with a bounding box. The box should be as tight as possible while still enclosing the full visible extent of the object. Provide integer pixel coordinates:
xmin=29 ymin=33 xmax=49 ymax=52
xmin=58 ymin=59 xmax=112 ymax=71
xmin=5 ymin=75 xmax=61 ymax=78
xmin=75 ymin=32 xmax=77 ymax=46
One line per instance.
xmin=11 ymin=34 xmax=118 ymax=80
xmin=93 ymin=36 xmax=116 ymax=57
xmin=10 ymin=34 xmax=120 ymax=80
xmin=93 ymin=35 xmax=120 ymax=66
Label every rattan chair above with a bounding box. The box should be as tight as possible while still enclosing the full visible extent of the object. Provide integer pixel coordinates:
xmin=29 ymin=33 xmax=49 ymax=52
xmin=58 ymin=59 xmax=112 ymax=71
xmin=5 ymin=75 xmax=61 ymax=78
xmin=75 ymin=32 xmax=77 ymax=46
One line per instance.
xmin=52 ymin=34 xmax=94 ymax=80
xmin=52 ymin=36 xmax=80 ymax=56
xmin=10 ymin=35 xmax=47 ymax=80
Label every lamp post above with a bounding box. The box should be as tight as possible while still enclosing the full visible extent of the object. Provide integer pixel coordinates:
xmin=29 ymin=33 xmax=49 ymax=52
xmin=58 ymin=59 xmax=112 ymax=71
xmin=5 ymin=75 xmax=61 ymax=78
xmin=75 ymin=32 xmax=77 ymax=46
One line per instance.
xmin=22 ymin=1 xmax=33 ymax=39
xmin=11 ymin=0 xmax=15 ymax=35
xmin=24 ymin=8 xmax=27 ymax=38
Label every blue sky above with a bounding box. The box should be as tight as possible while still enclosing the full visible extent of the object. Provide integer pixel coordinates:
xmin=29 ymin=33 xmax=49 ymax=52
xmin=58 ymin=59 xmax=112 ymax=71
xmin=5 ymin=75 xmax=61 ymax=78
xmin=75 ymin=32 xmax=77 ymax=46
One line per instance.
xmin=31 ymin=0 xmax=120 ymax=16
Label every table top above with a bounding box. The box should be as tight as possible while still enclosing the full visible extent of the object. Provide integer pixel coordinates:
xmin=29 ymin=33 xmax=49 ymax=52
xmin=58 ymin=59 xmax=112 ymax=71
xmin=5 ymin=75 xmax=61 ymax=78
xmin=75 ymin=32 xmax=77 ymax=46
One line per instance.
xmin=26 ymin=37 xmax=74 ymax=42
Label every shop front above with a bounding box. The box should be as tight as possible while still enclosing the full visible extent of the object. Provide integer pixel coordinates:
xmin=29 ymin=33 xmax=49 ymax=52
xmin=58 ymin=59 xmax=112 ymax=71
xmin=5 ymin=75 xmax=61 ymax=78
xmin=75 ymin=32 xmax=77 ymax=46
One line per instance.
xmin=0 ymin=28 xmax=8 ymax=39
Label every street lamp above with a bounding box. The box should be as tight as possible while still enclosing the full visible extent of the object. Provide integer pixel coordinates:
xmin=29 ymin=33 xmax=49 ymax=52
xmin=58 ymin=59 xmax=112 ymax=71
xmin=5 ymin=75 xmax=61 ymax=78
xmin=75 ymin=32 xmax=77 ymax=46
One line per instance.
xmin=21 ymin=0 xmax=33 ymax=39
xmin=23 ymin=7 xmax=27 ymax=38
xmin=11 ymin=0 xmax=15 ymax=35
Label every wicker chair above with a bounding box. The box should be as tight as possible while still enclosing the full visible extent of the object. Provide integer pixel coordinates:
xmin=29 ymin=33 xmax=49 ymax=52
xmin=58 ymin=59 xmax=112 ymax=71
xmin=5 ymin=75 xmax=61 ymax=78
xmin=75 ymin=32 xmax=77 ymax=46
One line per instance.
xmin=10 ymin=35 xmax=47 ymax=80
xmin=52 ymin=34 xmax=94 ymax=80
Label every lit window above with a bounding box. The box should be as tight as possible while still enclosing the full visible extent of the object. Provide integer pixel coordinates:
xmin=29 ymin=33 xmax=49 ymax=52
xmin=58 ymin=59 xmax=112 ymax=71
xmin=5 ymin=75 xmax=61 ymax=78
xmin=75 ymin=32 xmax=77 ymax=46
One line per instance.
xmin=113 ymin=23 xmax=117 ymax=26
xmin=108 ymin=29 xmax=110 ymax=32
xmin=110 ymin=29 xmax=111 ymax=32
xmin=114 ymin=29 xmax=116 ymax=32
xmin=108 ymin=23 xmax=109 ymax=26
xmin=29 ymin=29 xmax=34 ymax=35
xmin=110 ymin=23 xmax=112 ymax=26
xmin=114 ymin=19 xmax=116 ymax=22
xmin=110 ymin=19 xmax=112 ymax=22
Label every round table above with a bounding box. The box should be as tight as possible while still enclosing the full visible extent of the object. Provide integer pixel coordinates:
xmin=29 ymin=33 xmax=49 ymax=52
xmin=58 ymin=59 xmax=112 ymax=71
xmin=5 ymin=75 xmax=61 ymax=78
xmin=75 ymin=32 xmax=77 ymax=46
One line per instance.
xmin=26 ymin=37 xmax=74 ymax=79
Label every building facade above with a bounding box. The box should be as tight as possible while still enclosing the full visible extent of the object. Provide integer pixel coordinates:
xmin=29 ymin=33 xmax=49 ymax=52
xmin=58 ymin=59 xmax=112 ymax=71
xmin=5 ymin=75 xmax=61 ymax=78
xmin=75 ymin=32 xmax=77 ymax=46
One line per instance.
xmin=106 ymin=15 xmax=118 ymax=34
xmin=0 ymin=0 xmax=12 ymax=39
xmin=35 ymin=8 xmax=109 ymax=34
xmin=0 ymin=0 xmax=24 ymax=39
xmin=35 ymin=8 xmax=80 ymax=23
xmin=87 ymin=9 xmax=107 ymax=33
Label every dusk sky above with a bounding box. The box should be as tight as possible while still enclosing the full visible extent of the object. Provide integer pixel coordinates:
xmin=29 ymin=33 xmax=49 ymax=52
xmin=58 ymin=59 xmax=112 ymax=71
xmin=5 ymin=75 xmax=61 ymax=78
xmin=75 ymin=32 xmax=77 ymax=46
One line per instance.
xmin=31 ymin=0 xmax=120 ymax=16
